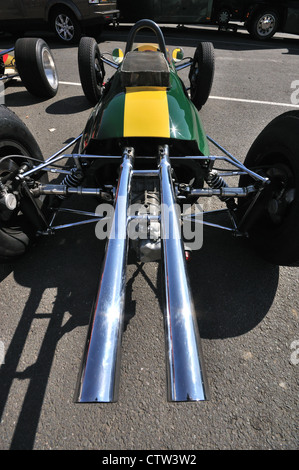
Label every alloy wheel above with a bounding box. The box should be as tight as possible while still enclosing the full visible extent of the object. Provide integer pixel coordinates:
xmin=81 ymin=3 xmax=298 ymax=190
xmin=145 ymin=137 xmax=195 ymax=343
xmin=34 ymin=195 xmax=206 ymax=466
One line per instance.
xmin=55 ymin=14 xmax=75 ymax=42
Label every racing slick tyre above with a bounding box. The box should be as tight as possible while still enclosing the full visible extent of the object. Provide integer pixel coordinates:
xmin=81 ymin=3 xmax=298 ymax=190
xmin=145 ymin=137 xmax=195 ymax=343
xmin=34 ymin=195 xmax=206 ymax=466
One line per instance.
xmin=78 ymin=37 xmax=105 ymax=105
xmin=248 ymin=11 xmax=279 ymax=40
xmin=237 ymin=111 xmax=299 ymax=266
xmin=50 ymin=7 xmax=82 ymax=44
xmin=0 ymin=105 xmax=48 ymax=260
xmin=14 ymin=38 xmax=59 ymax=99
xmin=188 ymin=42 xmax=215 ymax=111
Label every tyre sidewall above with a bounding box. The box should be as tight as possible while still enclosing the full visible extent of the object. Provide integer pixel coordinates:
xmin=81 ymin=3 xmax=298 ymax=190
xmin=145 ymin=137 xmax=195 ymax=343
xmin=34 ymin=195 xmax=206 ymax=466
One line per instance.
xmin=240 ymin=112 xmax=299 ymax=265
xmin=78 ymin=37 xmax=104 ymax=105
xmin=89 ymin=41 xmax=103 ymax=100
xmin=15 ymin=38 xmax=58 ymax=98
xmin=0 ymin=105 xmax=43 ymax=161
xmin=189 ymin=42 xmax=214 ymax=110
xmin=34 ymin=40 xmax=58 ymax=97
xmin=0 ymin=105 xmax=46 ymax=259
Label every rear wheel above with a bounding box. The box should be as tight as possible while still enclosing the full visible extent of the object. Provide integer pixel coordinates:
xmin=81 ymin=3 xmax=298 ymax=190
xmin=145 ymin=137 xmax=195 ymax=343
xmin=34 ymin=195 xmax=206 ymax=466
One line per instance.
xmin=188 ymin=42 xmax=215 ymax=111
xmin=78 ymin=37 xmax=105 ymax=105
xmin=15 ymin=38 xmax=59 ymax=98
xmin=217 ymin=8 xmax=231 ymax=26
xmin=238 ymin=111 xmax=299 ymax=265
xmin=248 ymin=11 xmax=279 ymax=40
xmin=0 ymin=105 xmax=47 ymax=260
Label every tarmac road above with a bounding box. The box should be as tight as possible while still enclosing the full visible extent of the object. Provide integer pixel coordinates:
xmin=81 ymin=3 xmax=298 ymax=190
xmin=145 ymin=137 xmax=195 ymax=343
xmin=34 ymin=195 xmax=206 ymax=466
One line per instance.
xmin=0 ymin=23 xmax=298 ymax=451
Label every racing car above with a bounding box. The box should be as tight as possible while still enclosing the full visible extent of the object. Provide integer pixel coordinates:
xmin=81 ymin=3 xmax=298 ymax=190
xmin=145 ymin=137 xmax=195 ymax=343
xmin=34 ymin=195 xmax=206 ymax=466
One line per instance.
xmin=0 ymin=37 xmax=58 ymax=99
xmin=0 ymin=20 xmax=298 ymax=403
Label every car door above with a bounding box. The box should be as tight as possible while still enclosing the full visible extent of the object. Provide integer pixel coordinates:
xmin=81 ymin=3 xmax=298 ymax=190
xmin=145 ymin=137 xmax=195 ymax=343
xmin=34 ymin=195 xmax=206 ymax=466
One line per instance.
xmin=283 ymin=1 xmax=299 ymax=33
xmin=22 ymin=0 xmax=44 ymax=19
xmin=117 ymin=0 xmax=156 ymax=21
xmin=0 ymin=0 xmax=24 ymax=20
xmin=0 ymin=0 xmax=44 ymax=20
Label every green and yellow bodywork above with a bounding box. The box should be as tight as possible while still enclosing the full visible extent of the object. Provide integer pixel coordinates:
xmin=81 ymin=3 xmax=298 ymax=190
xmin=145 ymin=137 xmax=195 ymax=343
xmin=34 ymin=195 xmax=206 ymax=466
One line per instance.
xmin=81 ymin=56 xmax=209 ymax=156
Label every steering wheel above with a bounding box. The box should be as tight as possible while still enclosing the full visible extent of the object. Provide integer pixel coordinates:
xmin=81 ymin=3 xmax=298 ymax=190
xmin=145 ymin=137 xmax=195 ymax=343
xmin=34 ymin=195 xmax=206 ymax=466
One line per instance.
xmin=125 ymin=19 xmax=168 ymax=59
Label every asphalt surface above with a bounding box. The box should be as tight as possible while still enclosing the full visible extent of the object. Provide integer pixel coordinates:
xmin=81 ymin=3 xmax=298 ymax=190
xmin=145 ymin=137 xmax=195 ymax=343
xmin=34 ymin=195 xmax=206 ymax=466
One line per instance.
xmin=0 ymin=23 xmax=298 ymax=451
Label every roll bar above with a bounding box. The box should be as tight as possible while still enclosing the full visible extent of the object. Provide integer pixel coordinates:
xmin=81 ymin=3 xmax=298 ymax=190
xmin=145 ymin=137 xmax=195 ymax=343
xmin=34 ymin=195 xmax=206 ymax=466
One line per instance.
xmin=125 ymin=19 xmax=168 ymax=59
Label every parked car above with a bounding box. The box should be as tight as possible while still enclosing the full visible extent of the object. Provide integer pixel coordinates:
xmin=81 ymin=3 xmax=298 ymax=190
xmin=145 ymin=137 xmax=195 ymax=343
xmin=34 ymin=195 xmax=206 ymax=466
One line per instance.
xmin=117 ymin=0 xmax=299 ymax=40
xmin=117 ymin=0 xmax=214 ymax=25
xmin=212 ymin=0 xmax=299 ymax=40
xmin=0 ymin=0 xmax=119 ymax=44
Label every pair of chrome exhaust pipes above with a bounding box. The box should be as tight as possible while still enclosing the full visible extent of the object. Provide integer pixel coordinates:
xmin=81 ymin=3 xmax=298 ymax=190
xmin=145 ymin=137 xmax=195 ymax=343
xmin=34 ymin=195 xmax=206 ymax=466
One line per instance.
xmin=75 ymin=144 xmax=209 ymax=403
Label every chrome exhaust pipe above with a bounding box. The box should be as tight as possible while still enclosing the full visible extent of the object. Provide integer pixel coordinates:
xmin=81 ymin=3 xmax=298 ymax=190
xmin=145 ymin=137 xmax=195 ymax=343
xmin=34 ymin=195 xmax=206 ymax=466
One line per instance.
xmin=75 ymin=148 xmax=134 ymax=403
xmin=75 ymin=144 xmax=208 ymax=402
xmin=159 ymin=145 xmax=209 ymax=401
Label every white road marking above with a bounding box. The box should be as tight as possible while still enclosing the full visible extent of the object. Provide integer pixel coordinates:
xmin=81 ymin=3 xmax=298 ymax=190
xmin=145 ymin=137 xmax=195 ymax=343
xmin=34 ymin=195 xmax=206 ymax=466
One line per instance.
xmin=59 ymin=80 xmax=81 ymax=86
xmin=58 ymin=81 xmax=299 ymax=108
xmin=210 ymin=95 xmax=299 ymax=108
xmin=216 ymin=57 xmax=282 ymax=63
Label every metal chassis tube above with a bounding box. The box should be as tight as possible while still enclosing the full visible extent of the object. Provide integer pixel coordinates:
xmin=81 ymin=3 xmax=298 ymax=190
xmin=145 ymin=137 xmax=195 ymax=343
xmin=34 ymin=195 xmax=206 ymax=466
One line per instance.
xmin=14 ymin=137 xmax=268 ymax=402
xmin=0 ymin=48 xmax=14 ymax=56
xmin=18 ymin=135 xmax=269 ymax=242
xmin=159 ymin=145 xmax=209 ymax=401
xmin=75 ymin=147 xmax=134 ymax=403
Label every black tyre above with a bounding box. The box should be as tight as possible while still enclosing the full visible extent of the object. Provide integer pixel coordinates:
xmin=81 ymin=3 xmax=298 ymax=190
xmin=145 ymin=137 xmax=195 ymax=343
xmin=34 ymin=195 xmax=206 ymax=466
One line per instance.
xmin=51 ymin=8 xmax=82 ymax=44
xmin=188 ymin=42 xmax=215 ymax=111
xmin=0 ymin=105 xmax=47 ymax=260
xmin=78 ymin=37 xmax=105 ymax=105
xmin=248 ymin=11 xmax=279 ymax=40
xmin=15 ymin=38 xmax=59 ymax=98
xmin=238 ymin=111 xmax=299 ymax=266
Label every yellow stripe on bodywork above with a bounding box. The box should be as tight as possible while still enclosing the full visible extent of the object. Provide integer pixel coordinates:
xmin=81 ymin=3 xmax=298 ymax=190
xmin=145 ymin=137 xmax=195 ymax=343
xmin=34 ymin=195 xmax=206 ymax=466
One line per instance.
xmin=124 ymin=87 xmax=170 ymax=138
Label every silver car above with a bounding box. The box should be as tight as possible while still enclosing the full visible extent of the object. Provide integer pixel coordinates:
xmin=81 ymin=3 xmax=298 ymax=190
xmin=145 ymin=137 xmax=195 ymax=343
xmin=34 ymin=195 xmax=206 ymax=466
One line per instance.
xmin=0 ymin=0 xmax=119 ymax=43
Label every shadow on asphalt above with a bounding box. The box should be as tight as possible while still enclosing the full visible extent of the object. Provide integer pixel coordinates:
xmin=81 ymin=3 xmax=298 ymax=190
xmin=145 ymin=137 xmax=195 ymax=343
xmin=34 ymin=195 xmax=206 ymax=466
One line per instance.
xmin=0 ymin=20 xmax=283 ymax=450
xmin=45 ymin=96 xmax=91 ymax=114
xmin=0 ymin=201 xmax=279 ymax=448
xmin=188 ymin=212 xmax=279 ymax=340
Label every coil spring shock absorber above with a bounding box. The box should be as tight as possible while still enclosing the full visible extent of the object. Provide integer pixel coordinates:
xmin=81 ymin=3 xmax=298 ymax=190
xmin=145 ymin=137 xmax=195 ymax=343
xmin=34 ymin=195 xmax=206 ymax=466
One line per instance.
xmin=206 ymin=169 xmax=236 ymax=208
xmin=206 ymin=169 xmax=227 ymax=191
xmin=58 ymin=167 xmax=84 ymax=198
